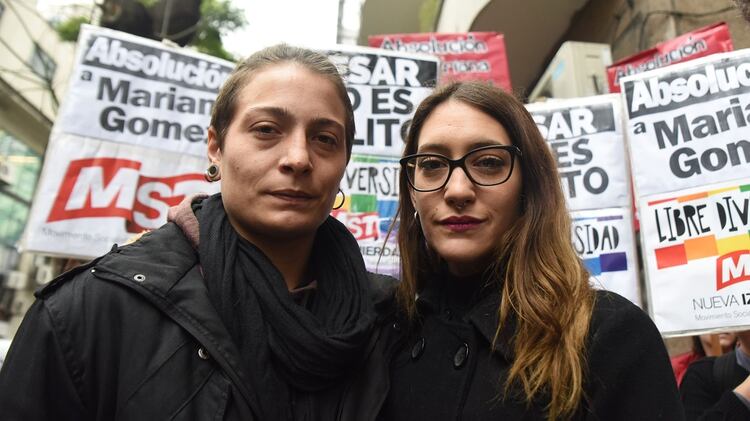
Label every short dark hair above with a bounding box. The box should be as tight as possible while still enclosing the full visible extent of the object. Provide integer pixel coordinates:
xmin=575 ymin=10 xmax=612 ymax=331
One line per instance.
xmin=210 ymin=44 xmax=355 ymax=158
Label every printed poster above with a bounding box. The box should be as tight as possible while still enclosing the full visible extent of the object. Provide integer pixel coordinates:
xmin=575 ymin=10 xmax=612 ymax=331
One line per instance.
xmin=571 ymin=207 xmax=641 ymax=306
xmin=527 ymin=95 xmax=630 ymax=211
xmin=607 ymin=22 xmax=733 ymax=93
xmin=323 ymin=46 xmax=438 ymax=274
xmin=23 ymin=25 xmax=227 ymax=257
xmin=621 ymin=49 xmax=750 ymax=198
xmin=640 ymin=179 xmax=750 ymax=335
xmin=324 ymin=46 xmax=439 ymax=157
xmin=334 ymin=155 xmax=400 ymax=276
xmin=369 ymin=32 xmax=511 ymax=91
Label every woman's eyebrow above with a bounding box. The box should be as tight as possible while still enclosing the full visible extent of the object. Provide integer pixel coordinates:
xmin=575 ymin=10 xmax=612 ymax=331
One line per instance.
xmin=417 ymin=139 xmax=504 ymax=154
xmin=309 ymin=117 xmax=345 ymax=134
xmin=239 ymin=106 xmax=292 ymax=123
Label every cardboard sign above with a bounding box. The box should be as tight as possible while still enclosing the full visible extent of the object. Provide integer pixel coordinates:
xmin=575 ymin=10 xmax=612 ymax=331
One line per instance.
xmin=324 ymin=46 xmax=439 ymax=157
xmin=639 ymin=178 xmax=750 ymax=335
xmin=335 ymin=154 xmax=400 ymax=275
xmin=527 ymin=95 xmax=630 ymax=211
xmin=368 ymin=32 xmax=511 ymax=91
xmin=571 ymin=207 xmax=641 ymax=306
xmin=23 ymin=26 xmax=224 ymax=257
xmin=607 ymin=22 xmax=733 ymax=93
xmin=621 ymin=49 xmax=750 ymax=198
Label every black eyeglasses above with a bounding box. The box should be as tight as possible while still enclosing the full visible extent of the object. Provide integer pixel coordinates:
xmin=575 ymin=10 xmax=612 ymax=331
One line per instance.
xmin=400 ymin=145 xmax=522 ymax=192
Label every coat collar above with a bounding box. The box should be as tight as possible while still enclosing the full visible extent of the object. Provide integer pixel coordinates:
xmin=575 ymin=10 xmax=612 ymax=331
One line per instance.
xmin=415 ymin=275 xmax=516 ymax=360
xmin=90 ymin=223 xmax=257 ymax=414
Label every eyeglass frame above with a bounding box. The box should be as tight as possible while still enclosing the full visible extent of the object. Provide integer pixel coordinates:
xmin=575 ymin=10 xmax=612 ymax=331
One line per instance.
xmin=400 ymin=145 xmax=523 ymax=192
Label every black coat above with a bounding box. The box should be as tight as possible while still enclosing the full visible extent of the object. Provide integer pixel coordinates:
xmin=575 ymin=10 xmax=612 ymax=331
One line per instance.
xmin=0 ymin=223 xmax=393 ymax=421
xmin=680 ymin=351 xmax=750 ymax=421
xmin=340 ymin=282 xmax=685 ymax=421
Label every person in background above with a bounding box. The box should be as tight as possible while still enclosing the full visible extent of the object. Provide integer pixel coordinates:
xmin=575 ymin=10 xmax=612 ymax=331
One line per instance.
xmin=339 ymin=81 xmax=684 ymax=421
xmin=672 ymin=333 xmax=738 ymax=386
xmin=0 ymin=44 xmax=387 ymax=421
xmin=681 ymin=330 xmax=750 ymax=421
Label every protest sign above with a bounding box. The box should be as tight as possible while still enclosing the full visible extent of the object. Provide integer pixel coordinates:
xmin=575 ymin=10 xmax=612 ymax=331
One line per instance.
xmin=23 ymin=25 xmax=225 ymax=257
xmin=24 ymin=134 xmax=219 ymax=258
xmin=369 ymin=32 xmax=511 ymax=91
xmin=321 ymin=46 xmax=436 ymax=274
xmin=527 ymin=95 xmax=630 ymax=211
xmin=324 ymin=46 xmax=438 ymax=157
xmin=334 ymin=155 xmax=400 ymax=275
xmin=639 ymin=178 xmax=750 ymax=335
xmin=621 ymin=49 xmax=750 ymax=199
xmin=607 ymin=22 xmax=733 ymax=93
xmin=571 ymin=207 xmax=641 ymax=306
xmin=56 ymin=25 xmax=233 ymax=157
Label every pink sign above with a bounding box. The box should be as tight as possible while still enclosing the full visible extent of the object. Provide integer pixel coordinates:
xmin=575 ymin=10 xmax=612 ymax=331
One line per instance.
xmin=369 ymin=32 xmax=512 ymax=91
xmin=607 ymin=22 xmax=733 ymax=93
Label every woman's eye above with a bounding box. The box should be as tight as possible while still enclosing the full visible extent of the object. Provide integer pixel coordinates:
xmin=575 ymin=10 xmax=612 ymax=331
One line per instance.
xmin=473 ymin=156 xmax=505 ymax=169
xmin=417 ymin=157 xmax=447 ymax=171
xmin=314 ymin=134 xmax=338 ymax=145
xmin=252 ymin=124 xmax=279 ymax=136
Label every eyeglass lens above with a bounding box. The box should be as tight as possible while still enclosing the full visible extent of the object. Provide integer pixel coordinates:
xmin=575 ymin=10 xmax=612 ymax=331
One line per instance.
xmin=406 ymin=147 xmax=514 ymax=191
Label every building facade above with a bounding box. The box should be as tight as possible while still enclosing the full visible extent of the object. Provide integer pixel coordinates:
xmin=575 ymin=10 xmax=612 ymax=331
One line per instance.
xmin=0 ymin=0 xmax=74 ymax=337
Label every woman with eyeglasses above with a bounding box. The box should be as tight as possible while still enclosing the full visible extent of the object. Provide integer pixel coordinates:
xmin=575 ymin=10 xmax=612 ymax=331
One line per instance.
xmin=338 ymin=81 xmax=684 ymax=420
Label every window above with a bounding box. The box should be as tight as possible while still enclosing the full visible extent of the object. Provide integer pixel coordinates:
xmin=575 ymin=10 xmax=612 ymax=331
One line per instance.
xmin=0 ymin=130 xmax=41 ymax=248
xmin=30 ymin=43 xmax=56 ymax=81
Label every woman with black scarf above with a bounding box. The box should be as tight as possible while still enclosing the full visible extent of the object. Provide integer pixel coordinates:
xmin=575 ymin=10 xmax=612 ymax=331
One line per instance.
xmin=0 ymin=44 xmax=383 ymax=421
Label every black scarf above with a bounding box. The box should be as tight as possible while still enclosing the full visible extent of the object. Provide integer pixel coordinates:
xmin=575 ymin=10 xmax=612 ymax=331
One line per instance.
xmin=195 ymin=194 xmax=374 ymax=420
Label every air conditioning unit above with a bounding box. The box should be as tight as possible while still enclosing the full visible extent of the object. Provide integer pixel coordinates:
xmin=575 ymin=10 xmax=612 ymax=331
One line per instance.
xmin=529 ymin=42 xmax=613 ymax=102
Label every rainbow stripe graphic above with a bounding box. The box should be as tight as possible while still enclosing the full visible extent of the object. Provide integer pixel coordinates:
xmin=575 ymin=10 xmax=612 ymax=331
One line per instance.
xmin=649 ymin=184 xmax=750 ymax=270
xmin=572 ymin=215 xmax=628 ymax=276
xmin=338 ymin=156 xmax=399 ymax=236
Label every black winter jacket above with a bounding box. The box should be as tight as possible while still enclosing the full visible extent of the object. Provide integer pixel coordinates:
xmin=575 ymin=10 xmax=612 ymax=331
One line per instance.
xmin=0 ymin=223 xmax=393 ymax=421
xmin=680 ymin=350 xmax=750 ymax=421
xmin=339 ymin=285 xmax=686 ymax=421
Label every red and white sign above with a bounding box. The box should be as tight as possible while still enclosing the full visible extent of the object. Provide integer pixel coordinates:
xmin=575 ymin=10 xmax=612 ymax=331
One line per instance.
xmin=638 ymin=178 xmax=750 ymax=335
xmin=24 ymin=135 xmax=219 ymax=258
xmin=607 ymin=22 xmax=733 ymax=93
xmin=369 ymin=32 xmax=511 ymax=91
xmin=22 ymin=25 xmax=225 ymax=258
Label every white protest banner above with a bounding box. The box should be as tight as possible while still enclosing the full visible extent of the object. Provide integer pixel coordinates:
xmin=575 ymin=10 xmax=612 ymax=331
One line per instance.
xmin=57 ymin=25 xmax=233 ymax=157
xmin=639 ymin=178 xmax=750 ymax=335
xmin=23 ymin=25 xmax=225 ymax=258
xmin=334 ymin=154 xmax=400 ymax=275
xmin=527 ymin=95 xmax=630 ymax=211
xmin=324 ymin=46 xmax=439 ymax=157
xmin=24 ymin=135 xmax=219 ymax=258
xmin=571 ymin=207 xmax=641 ymax=306
xmin=321 ymin=46 xmax=436 ymax=274
xmin=621 ymin=49 xmax=750 ymax=198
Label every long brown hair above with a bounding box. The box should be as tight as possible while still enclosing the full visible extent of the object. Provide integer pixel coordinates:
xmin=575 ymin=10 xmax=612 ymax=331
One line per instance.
xmin=395 ymin=81 xmax=595 ymax=420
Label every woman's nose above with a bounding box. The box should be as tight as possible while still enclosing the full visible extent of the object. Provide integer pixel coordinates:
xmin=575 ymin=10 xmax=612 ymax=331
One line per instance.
xmin=280 ymin=131 xmax=312 ymax=173
xmin=443 ymin=166 xmax=475 ymax=209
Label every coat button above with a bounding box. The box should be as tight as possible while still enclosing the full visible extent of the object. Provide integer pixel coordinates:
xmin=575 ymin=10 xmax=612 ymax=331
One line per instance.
xmin=453 ymin=343 xmax=469 ymax=369
xmin=411 ymin=337 xmax=425 ymax=360
xmin=198 ymin=347 xmax=210 ymax=360
xmin=392 ymin=322 xmax=401 ymax=331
